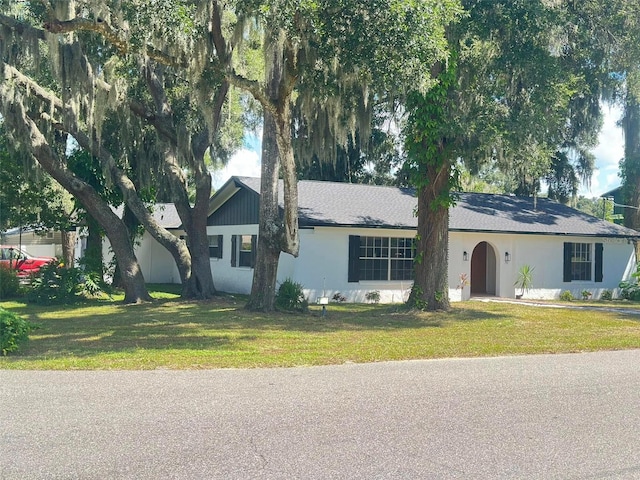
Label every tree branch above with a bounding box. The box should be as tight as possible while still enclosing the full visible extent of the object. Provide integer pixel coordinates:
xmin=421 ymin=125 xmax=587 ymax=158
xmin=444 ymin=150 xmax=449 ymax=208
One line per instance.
xmin=128 ymin=98 xmax=178 ymax=145
xmin=3 ymin=11 xmax=272 ymax=113
xmin=42 ymin=17 xmax=189 ymax=68
xmin=2 ymin=62 xmax=63 ymax=110
xmin=0 ymin=13 xmax=45 ymax=41
xmin=210 ymin=2 xmax=230 ymax=62
xmin=227 ymin=69 xmax=276 ymax=114
xmin=44 ymin=17 xmax=128 ymax=54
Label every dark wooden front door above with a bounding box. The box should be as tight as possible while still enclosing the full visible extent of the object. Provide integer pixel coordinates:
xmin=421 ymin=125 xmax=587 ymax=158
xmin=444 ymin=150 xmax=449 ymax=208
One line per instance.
xmin=471 ymin=242 xmax=488 ymax=294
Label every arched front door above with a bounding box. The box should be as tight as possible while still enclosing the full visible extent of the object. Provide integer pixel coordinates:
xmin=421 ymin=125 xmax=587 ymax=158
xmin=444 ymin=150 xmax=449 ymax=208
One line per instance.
xmin=471 ymin=241 xmax=497 ymax=295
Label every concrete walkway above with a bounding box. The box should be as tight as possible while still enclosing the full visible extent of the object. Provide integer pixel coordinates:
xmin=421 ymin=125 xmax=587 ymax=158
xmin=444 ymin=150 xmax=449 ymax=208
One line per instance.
xmin=471 ymin=296 xmax=640 ymax=315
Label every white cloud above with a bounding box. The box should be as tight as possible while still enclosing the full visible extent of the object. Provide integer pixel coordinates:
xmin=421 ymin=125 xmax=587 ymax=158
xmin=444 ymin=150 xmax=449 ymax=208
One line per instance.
xmin=212 ymin=148 xmax=261 ymax=190
xmin=580 ymin=105 xmax=624 ymax=197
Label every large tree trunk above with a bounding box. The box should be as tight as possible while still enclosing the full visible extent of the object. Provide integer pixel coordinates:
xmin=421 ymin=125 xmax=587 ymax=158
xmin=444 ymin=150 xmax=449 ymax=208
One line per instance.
xmin=622 ymin=95 xmax=640 ymax=230
xmin=403 ymin=59 xmax=455 ymax=311
xmin=177 ymin=206 xmax=215 ymax=299
xmin=186 ymin=168 xmax=217 ymax=299
xmin=84 ymin=215 xmax=104 ymax=277
xmin=111 ymin=206 xmax=139 ymax=288
xmin=140 ymin=63 xmax=217 ymax=299
xmin=248 ymin=111 xmax=283 ymax=311
xmin=408 ymin=158 xmax=451 ymax=311
xmin=68 ymin=125 xmax=196 ymax=295
xmin=60 ymin=229 xmax=76 ymax=268
xmin=181 ymin=133 xmax=217 ymax=299
xmin=247 ymin=31 xmax=300 ymax=312
xmin=1 ymin=96 xmax=151 ymax=303
xmin=163 ymin=143 xmax=216 ymax=299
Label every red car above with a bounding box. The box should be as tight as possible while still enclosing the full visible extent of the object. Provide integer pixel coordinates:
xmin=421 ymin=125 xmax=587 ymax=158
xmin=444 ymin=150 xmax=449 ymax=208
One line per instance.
xmin=0 ymin=246 xmax=55 ymax=278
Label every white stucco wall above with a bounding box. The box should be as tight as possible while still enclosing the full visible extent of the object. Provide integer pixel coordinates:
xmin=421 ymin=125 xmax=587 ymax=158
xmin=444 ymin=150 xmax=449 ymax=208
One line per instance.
xmin=134 ymin=232 xmax=182 ymax=284
xmin=280 ymin=227 xmax=414 ymax=303
xmin=208 ymin=224 xmax=259 ymax=294
xmin=204 ymin=224 xmax=638 ymax=303
xmin=451 ymin=232 xmax=637 ymax=301
xmin=104 ymin=222 xmax=637 ymax=303
xmin=101 ymin=230 xmax=182 ymax=284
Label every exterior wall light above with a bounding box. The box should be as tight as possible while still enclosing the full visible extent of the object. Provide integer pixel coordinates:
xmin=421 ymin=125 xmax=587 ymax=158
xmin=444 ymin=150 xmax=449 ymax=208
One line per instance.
xmin=463 ymin=251 xmax=469 ymax=261
xmin=505 ymin=252 xmax=511 ymax=263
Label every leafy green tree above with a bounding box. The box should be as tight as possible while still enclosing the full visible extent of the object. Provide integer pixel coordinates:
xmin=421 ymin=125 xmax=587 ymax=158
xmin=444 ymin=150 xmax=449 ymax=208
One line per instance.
xmin=240 ymin=0 xmax=462 ymax=310
xmin=621 ymin=86 xmax=640 ymax=230
xmin=0 ymin=2 xmax=254 ymax=300
xmin=404 ymin=60 xmax=459 ymax=311
xmin=0 ymin=123 xmax=78 ymax=265
xmin=565 ymin=1 xmax=640 ymax=229
xmin=404 ymin=0 xmax=607 ymax=310
xmin=457 ymin=160 xmax=508 ymax=194
xmin=2 ymin=1 xmax=460 ymax=309
xmin=295 ymin=97 xmax=406 ymax=186
xmin=0 ymin=126 xmax=59 ymax=233
xmin=574 ymin=196 xmax=615 ymax=222
xmin=0 ymin=5 xmax=152 ymax=303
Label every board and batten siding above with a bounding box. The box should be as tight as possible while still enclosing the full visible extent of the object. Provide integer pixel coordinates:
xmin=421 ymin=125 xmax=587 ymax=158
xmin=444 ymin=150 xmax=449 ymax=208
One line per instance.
xmin=208 ymin=188 xmax=260 ymax=226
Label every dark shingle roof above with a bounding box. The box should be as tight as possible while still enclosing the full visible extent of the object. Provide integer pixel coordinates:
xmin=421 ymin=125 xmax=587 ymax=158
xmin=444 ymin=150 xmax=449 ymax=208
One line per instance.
xmin=449 ymin=194 xmax=638 ymax=237
xmin=151 ymin=204 xmax=182 ymax=229
xmin=113 ymin=203 xmax=182 ymax=229
xmin=231 ymin=177 xmax=640 ymax=238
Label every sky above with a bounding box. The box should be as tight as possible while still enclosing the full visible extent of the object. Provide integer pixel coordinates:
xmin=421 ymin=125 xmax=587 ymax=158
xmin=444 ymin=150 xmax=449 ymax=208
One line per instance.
xmin=211 ymin=131 xmax=262 ymax=190
xmin=213 ymin=107 xmax=626 ymax=199
xmin=581 ymin=105 xmax=624 ymax=197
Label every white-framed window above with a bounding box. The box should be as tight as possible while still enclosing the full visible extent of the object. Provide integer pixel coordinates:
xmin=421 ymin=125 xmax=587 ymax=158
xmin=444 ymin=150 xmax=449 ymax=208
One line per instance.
xmin=571 ymin=243 xmax=591 ymax=281
xmin=563 ymin=242 xmax=603 ymax=283
xmin=208 ymin=235 xmax=223 ymax=259
xmin=349 ymin=235 xmax=414 ymax=282
xmin=231 ymin=234 xmax=257 ymax=268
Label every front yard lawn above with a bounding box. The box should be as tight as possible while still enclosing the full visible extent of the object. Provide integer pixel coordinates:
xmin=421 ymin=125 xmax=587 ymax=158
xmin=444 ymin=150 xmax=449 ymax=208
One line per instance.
xmin=2 ymin=289 xmax=640 ymax=370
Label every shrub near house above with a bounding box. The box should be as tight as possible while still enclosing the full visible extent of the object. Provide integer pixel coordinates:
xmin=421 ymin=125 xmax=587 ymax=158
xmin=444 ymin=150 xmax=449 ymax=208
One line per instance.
xmin=0 ymin=266 xmax=20 ymax=299
xmin=0 ymin=307 xmax=31 ymax=355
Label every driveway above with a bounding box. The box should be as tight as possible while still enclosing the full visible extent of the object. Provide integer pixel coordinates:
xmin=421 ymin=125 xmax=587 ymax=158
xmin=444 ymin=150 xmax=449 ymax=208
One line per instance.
xmin=2 ymin=350 xmax=640 ymax=479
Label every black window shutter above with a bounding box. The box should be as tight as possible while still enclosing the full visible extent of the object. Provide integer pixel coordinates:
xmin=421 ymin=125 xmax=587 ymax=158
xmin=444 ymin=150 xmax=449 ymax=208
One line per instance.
xmin=231 ymin=235 xmax=237 ymax=267
xmin=217 ymin=235 xmax=223 ymax=259
xmin=250 ymin=235 xmax=257 ymax=268
xmin=563 ymin=242 xmax=572 ymax=282
xmin=348 ymin=235 xmax=360 ymax=283
xmin=595 ymin=243 xmax=603 ymax=283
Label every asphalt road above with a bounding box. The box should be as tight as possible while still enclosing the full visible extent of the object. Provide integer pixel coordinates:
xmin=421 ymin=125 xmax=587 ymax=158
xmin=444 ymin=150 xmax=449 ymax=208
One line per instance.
xmin=2 ymin=350 xmax=640 ymax=479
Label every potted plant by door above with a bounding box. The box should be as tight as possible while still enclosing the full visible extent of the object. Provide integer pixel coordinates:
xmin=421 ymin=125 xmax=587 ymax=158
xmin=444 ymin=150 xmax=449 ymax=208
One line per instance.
xmin=514 ymin=265 xmax=534 ymax=299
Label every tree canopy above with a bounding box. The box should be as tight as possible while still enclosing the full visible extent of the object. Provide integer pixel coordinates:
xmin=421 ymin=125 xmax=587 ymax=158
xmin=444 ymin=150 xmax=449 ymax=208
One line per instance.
xmin=0 ymin=1 xmax=255 ymax=300
xmin=2 ymin=0 xmax=637 ymax=310
xmin=0 ymin=124 xmax=73 ymax=234
xmin=404 ymin=0 xmax=614 ymax=310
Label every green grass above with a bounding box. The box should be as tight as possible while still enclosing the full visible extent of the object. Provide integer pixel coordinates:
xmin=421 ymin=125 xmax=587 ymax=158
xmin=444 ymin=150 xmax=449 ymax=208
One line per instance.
xmin=2 ymin=287 xmax=640 ymax=370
